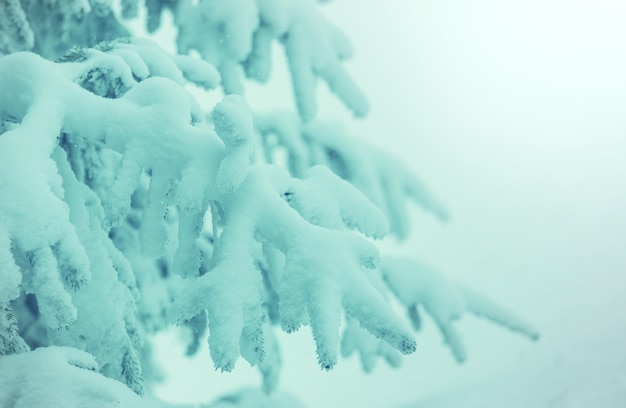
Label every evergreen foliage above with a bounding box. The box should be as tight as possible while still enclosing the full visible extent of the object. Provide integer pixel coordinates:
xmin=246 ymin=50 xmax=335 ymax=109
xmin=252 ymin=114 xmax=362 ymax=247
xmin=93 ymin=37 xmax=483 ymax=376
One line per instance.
xmin=0 ymin=1 xmax=538 ymax=406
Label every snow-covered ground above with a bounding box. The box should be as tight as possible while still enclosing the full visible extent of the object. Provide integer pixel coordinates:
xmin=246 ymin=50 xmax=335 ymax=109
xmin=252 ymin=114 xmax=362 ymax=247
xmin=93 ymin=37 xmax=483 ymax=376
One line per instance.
xmin=155 ymin=1 xmax=626 ymax=407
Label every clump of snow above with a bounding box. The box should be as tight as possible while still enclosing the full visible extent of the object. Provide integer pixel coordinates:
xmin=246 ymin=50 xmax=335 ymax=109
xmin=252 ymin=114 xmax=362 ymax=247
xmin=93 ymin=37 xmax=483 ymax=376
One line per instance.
xmin=255 ymin=113 xmax=449 ymax=239
xmin=177 ymin=0 xmax=260 ymax=94
xmin=173 ymin=0 xmax=366 ymax=120
xmin=341 ymin=317 xmax=402 ymax=373
xmin=171 ymin=161 xmax=416 ymax=372
xmin=0 ymin=347 xmax=151 ymax=407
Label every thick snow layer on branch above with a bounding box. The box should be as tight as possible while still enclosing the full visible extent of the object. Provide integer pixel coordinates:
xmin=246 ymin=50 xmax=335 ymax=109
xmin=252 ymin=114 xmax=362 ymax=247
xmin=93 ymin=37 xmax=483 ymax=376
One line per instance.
xmin=0 ymin=50 xmax=220 ymax=262
xmin=0 ymin=41 xmax=419 ymax=398
xmin=381 ymin=257 xmax=539 ymax=362
xmin=7 ymin=0 xmax=365 ymax=120
xmin=0 ymin=47 xmax=223 ymax=390
xmin=212 ymin=95 xmax=256 ymax=194
xmin=255 ymin=113 xmax=450 ymax=238
xmin=172 ymin=163 xmax=414 ymax=372
xmin=0 ymin=94 xmax=90 ymax=330
xmin=285 ymin=165 xmax=389 ymax=238
xmin=50 ymin=147 xmax=145 ymax=393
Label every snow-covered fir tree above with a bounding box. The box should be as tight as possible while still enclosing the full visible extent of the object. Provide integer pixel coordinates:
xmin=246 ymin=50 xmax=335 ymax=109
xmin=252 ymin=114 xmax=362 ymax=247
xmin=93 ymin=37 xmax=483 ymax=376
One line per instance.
xmin=0 ymin=1 xmax=539 ymax=406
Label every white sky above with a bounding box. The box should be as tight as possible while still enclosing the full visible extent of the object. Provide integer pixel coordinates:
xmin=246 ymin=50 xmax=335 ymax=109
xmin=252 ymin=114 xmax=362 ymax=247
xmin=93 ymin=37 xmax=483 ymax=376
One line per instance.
xmin=153 ymin=1 xmax=626 ymax=407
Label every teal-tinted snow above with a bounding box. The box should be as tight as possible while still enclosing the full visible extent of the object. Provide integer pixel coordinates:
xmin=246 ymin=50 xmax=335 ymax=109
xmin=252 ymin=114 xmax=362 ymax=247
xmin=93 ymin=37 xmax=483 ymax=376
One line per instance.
xmin=244 ymin=0 xmax=291 ymax=83
xmin=172 ymin=54 xmax=221 ymax=91
xmin=108 ymin=47 xmax=150 ymax=81
xmin=171 ymin=154 xmax=414 ymax=371
xmin=170 ymin=213 xmax=266 ymax=372
xmin=457 ymin=285 xmax=540 ymax=342
xmin=341 ymin=317 xmax=402 ymax=373
xmin=235 ymin=166 xmax=414 ymax=367
xmin=255 ymin=113 xmax=449 ymax=238
xmin=177 ymin=0 xmax=259 ymax=94
xmin=18 ymin=245 xmax=79 ymax=329
xmin=0 ymin=346 xmax=292 ymax=406
xmin=110 ymin=203 xmax=180 ymax=334
xmin=0 ymin=63 xmax=91 ymax=330
xmin=256 ymin=0 xmax=368 ymax=121
xmin=339 ymin=265 xmax=403 ymax=372
xmin=52 ymin=148 xmax=144 ymax=394
xmin=254 ymin=112 xmax=309 ymax=175
xmin=116 ymin=38 xmax=220 ymax=90
xmin=0 ymin=346 xmax=163 ymax=407
xmin=285 ymin=165 xmax=389 ymax=238
xmin=60 ymin=38 xmax=220 ymax=104
xmin=381 ymin=257 xmax=539 ymax=363
xmin=212 ymin=95 xmax=255 ymax=194
xmin=152 ymin=0 xmax=367 ymax=120
xmin=304 ymin=121 xmax=451 ymax=237
xmin=0 ymin=49 xmax=222 ymax=390
xmin=0 ymin=41 xmax=413 ymax=392
xmin=62 ymin=47 xmax=137 ymax=97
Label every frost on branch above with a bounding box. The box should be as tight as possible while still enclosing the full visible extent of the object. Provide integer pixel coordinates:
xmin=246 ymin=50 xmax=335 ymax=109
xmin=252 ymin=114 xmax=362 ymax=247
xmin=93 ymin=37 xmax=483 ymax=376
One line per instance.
xmin=255 ymin=113 xmax=450 ymax=238
xmin=381 ymin=257 xmax=540 ymax=362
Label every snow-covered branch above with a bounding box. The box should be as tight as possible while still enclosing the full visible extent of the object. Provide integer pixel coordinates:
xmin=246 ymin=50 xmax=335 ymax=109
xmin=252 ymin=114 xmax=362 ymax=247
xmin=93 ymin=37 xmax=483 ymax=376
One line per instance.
xmin=144 ymin=0 xmax=367 ymax=121
xmin=0 ymin=2 xmax=540 ymax=405
xmin=172 ymin=146 xmax=415 ymax=372
xmin=0 ymin=41 xmax=417 ymax=393
xmin=0 ymin=48 xmax=223 ymax=392
xmin=255 ymin=113 xmax=450 ymax=238
xmin=0 ymin=346 xmax=202 ymax=407
xmin=381 ymin=257 xmax=539 ymax=362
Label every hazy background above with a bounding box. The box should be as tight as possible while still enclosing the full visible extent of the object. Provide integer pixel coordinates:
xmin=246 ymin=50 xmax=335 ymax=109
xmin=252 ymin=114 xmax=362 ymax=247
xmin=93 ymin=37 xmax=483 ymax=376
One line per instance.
xmin=153 ymin=1 xmax=626 ymax=406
